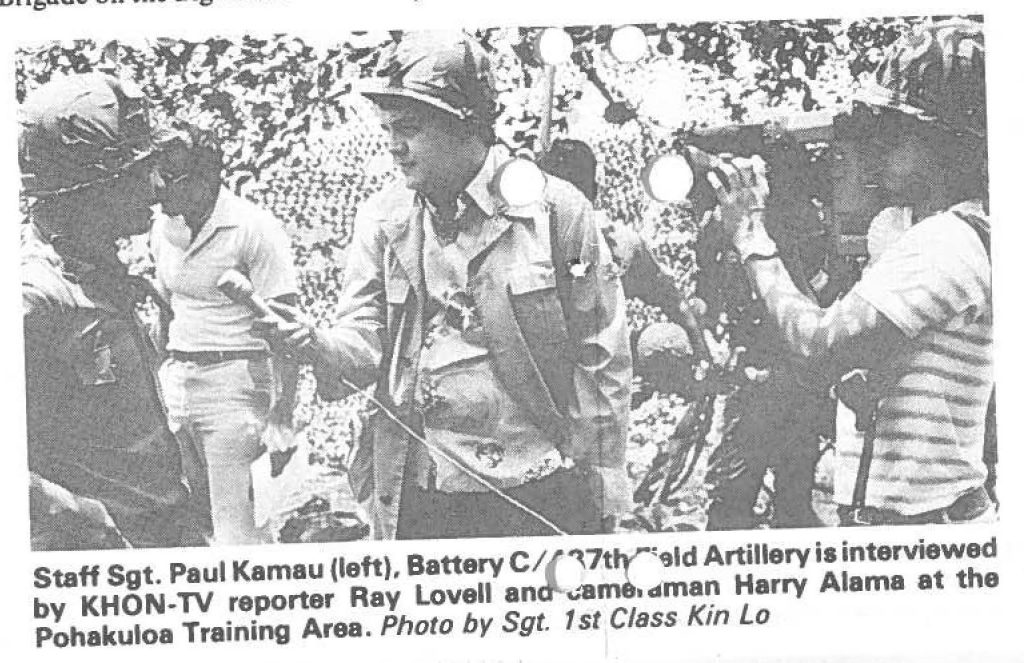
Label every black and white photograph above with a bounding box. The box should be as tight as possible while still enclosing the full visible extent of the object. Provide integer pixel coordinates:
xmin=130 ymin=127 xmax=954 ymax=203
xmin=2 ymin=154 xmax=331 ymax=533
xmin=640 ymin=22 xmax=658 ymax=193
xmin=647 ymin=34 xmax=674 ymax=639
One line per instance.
xmin=16 ymin=15 xmax=995 ymax=551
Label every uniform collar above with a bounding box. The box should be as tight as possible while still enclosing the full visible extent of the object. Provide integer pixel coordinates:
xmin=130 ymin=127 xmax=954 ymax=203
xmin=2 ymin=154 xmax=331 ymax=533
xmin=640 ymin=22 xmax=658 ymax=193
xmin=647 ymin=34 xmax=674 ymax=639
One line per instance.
xmin=460 ymin=144 xmax=507 ymax=218
xmin=204 ymin=188 xmax=240 ymax=230
xmin=417 ymin=144 xmax=545 ymax=225
xmin=382 ymin=145 xmax=546 ymax=287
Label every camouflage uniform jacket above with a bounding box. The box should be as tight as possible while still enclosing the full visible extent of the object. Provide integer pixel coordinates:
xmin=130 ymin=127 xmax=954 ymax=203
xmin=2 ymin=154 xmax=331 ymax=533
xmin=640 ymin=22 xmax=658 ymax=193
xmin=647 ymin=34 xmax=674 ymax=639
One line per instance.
xmin=22 ymin=224 xmax=205 ymax=548
xmin=314 ymin=147 xmax=633 ymax=539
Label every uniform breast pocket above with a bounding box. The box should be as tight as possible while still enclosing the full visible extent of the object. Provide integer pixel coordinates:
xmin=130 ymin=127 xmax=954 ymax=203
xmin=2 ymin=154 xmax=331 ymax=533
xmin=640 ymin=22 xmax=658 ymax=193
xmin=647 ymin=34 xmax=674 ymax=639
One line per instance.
xmin=68 ymin=319 xmax=118 ymax=387
xmin=505 ymin=261 xmax=574 ymax=409
xmin=506 ymin=261 xmax=568 ymax=344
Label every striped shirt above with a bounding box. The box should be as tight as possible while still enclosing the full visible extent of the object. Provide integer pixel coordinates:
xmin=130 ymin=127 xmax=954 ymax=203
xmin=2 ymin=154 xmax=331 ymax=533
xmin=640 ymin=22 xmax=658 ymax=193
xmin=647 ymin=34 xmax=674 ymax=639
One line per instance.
xmin=841 ymin=200 xmax=993 ymax=515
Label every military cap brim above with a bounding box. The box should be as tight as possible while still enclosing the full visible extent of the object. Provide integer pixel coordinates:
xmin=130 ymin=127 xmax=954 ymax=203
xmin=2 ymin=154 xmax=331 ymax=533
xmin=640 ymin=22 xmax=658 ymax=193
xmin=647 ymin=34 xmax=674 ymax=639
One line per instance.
xmin=359 ymin=81 xmax=466 ymax=120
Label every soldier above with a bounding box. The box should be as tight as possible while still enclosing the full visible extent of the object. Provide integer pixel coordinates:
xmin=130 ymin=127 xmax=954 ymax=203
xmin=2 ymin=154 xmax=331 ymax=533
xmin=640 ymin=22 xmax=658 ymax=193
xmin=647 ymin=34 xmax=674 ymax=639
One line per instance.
xmin=20 ymin=73 xmax=209 ymax=549
xmin=261 ymin=32 xmax=633 ymax=540
xmin=708 ymin=19 xmax=993 ymax=525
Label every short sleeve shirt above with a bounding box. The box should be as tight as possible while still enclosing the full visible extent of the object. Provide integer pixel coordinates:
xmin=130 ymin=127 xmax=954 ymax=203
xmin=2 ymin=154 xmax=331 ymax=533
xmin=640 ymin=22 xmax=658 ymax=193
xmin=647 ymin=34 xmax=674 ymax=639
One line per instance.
xmin=839 ymin=201 xmax=993 ymax=515
xmin=151 ymin=190 xmax=297 ymax=352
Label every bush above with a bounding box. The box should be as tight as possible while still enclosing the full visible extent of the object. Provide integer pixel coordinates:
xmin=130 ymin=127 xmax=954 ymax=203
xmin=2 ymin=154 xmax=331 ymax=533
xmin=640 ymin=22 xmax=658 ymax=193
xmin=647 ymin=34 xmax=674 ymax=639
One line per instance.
xmin=17 ymin=18 xmax=921 ymax=530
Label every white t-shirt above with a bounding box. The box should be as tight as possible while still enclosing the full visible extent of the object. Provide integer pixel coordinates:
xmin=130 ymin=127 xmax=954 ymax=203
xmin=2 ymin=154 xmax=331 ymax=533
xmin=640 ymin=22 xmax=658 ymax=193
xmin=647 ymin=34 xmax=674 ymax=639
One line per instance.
xmin=151 ymin=190 xmax=297 ymax=352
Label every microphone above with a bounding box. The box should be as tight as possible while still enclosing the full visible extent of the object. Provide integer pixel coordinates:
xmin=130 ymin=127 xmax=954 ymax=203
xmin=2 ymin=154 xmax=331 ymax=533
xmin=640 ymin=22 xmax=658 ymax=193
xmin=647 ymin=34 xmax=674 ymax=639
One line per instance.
xmin=218 ymin=268 xmax=319 ymax=363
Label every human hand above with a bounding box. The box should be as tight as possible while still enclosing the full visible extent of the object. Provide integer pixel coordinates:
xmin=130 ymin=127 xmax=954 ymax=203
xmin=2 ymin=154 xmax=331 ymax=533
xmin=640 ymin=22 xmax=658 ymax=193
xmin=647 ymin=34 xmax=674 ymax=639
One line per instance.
xmin=261 ymin=420 xmax=298 ymax=478
xmin=706 ymin=155 xmax=777 ymax=260
xmin=252 ymin=301 xmax=320 ymax=359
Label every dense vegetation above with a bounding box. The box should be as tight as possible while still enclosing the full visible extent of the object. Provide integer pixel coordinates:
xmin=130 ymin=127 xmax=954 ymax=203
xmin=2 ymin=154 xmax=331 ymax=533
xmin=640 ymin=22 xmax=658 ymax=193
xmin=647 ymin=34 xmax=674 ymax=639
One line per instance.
xmin=17 ymin=19 xmax=924 ymax=534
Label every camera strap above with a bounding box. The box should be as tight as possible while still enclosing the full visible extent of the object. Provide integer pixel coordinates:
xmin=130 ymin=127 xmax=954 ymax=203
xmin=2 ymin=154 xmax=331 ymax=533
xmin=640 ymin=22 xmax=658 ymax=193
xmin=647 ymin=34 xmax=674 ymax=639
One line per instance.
xmin=850 ymin=389 xmax=880 ymax=510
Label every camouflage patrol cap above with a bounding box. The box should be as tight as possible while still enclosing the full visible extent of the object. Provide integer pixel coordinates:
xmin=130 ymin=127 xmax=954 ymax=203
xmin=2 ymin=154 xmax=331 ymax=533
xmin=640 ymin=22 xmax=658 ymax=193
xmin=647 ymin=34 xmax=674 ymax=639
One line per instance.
xmin=362 ymin=32 xmax=499 ymax=132
xmin=19 ymin=73 xmax=160 ymax=199
xmin=857 ymin=19 xmax=986 ymax=138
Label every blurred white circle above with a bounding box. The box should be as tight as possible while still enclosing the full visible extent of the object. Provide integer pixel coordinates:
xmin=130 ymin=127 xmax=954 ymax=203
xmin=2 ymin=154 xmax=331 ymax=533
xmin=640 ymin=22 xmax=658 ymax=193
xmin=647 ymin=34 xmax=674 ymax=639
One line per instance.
xmin=643 ymin=154 xmax=694 ymax=203
xmin=790 ymin=57 xmax=807 ymax=79
xmin=535 ymin=28 xmax=574 ymax=66
xmin=546 ymin=555 xmax=585 ymax=593
xmin=609 ymin=25 xmax=648 ymax=63
xmin=498 ymin=158 xmax=546 ymax=207
xmin=626 ymin=551 xmax=663 ymax=590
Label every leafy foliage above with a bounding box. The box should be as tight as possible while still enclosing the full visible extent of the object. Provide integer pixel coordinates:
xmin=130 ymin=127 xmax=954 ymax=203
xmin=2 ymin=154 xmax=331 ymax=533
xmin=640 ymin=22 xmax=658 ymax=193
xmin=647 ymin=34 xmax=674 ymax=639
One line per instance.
xmin=17 ymin=18 xmax=920 ymax=534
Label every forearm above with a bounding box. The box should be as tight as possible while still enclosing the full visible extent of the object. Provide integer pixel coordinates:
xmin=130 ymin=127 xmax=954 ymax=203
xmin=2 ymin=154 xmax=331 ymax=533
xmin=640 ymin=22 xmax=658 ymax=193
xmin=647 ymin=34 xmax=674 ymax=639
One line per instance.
xmin=566 ymin=306 xmax=633 ymax=526
xmin=739 ymin=227 xmax=891 ymax=372
xmin=709 ymin=155 xmax=908 ymax=379
xmin=267 ymin=293 xmax=300 ymax=422
xmin=744 ymin=241 xmax=828 ymax=360
xmin=308 ymin=322 xmax=382 ymax=399
xmin=553 ymin=184 xmax=632 ymax=471
xmin=307 ymin=215 xmax=387 ymax=399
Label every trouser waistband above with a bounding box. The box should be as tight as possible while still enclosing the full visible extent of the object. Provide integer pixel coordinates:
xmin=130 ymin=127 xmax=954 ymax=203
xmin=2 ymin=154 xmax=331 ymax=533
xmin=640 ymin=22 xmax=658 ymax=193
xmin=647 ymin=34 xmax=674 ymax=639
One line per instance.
xmin=840 ymin=486 xmax=992 ymax=526
xmin=169 ymin=349 xmax=269 ymax=365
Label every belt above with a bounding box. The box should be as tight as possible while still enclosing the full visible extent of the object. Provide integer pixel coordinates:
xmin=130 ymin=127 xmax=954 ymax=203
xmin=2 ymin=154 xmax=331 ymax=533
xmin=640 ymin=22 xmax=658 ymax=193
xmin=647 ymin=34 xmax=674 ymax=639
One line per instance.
xmin=412 ymin=462 xmax=573 ymax=496
xmin=840 ymin=486 xmax=992 ymax=526
xmin=169 ymin=349 xmax=269 ymax=365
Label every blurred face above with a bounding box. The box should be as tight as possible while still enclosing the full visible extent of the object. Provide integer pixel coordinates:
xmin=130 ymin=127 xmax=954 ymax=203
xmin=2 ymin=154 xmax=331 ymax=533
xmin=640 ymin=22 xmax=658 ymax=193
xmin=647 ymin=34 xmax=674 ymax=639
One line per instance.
xmin=829 ymin=138 xmax=887 ymax=234
xmin=156 ymin=139 xmax=222 ymax=221
xmin=77 ymin=161 xmax=159 ymax=238
xmin=834 ymin=108 xmax=942 ymax=212
xmin=876 ymin=132 xmax=942 ymax=209
xmin=376 ymin=99 xmax=479 ymax=198
xmin=159 ymin=166 xmax=216 ymax=222
xmin=159 ymin=176 xmax=191 ymax=220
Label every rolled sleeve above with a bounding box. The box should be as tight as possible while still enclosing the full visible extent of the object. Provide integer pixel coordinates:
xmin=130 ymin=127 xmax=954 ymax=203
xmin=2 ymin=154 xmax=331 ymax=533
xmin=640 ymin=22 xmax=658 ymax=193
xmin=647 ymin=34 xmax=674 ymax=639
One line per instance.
xmin=312 ymin=204 xmax=387 ymax=399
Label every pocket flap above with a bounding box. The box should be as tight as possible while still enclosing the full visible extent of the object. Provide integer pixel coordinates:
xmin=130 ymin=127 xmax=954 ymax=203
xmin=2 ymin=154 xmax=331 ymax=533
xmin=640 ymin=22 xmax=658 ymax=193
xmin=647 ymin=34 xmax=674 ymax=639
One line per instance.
xmin=507 ymin=261 xmax=556 ymax=295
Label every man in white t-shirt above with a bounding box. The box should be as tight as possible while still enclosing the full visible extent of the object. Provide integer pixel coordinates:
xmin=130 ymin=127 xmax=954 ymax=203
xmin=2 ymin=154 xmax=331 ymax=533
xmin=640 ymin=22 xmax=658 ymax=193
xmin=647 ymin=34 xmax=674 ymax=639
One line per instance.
xmin=151 ymin=126 xmax=299 ymax=544
xmin=706 ymin=19 xmax=993 ymax=525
